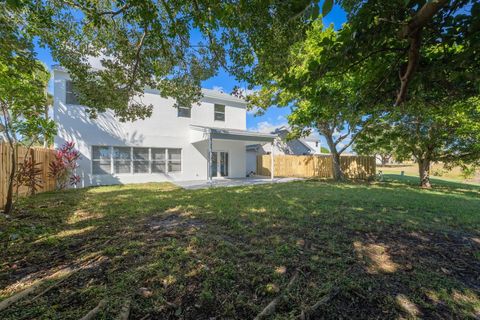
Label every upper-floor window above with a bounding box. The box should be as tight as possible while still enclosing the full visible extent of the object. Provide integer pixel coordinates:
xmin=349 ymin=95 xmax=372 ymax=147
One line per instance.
xmin=65 ymin=80 xmax=79 ymax=105
xmin=177 ymin=106 xmax=191 ymax=118
xmin=214 ymin=104 xmax=225 ymax=121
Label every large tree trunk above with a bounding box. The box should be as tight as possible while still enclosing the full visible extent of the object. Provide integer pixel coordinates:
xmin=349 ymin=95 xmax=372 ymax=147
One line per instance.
xmin=331 ymin=150 xmax=344 ymax=181
xmin=418 ymin=158 xmax=431 ymax=188
xmin=4 ymin=146 xmax=16 ymax=214
xmin=323 ymin=132 xmax=345 ymax=181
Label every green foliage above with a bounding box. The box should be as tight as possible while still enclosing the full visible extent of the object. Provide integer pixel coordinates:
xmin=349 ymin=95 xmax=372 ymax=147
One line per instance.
xmin=390 ymin=97 xmax=480 ymax=164
xmin=0 ymin=4 xmax=56 ymax=214
xmin=321 ymin=146 xmax=330 ymax=153
xmin=248 ymin=19 xmax=381 ymax=181
xmin=11 ymin=0 xmax=315 ymax=121
xmin=0 ymin=4 xmax=56 ymax=145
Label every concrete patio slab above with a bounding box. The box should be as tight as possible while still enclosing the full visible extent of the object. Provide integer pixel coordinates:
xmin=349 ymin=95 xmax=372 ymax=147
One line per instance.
xmin=174 ymin=177 xmax=303 ymax=190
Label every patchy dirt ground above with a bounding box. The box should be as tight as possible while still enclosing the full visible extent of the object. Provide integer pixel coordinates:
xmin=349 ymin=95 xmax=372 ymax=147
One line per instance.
xmin=1 ymin=180 xmax=479 ymax=319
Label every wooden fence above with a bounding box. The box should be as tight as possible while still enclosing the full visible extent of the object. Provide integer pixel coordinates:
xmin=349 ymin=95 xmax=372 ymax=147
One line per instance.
xmin=0 ymin=143 xmax=57 ymax=209
xmin=257 ymin=154 xmax=376 ymax=180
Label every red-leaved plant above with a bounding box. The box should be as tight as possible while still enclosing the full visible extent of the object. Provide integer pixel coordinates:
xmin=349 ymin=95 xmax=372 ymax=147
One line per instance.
xmin=49 ymin=141 xmax=81 ymax=190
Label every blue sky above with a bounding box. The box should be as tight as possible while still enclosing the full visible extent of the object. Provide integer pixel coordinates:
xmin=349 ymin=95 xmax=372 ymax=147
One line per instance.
xmin=35 ymin=4 xmax=347 ymax=146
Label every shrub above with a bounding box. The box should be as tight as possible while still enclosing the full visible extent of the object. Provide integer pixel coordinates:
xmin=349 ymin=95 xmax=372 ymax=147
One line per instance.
xmin=49 ymin=142 xmax=81 ymax=190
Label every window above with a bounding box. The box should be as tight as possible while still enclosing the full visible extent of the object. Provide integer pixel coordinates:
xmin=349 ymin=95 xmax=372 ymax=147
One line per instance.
xmin=177 ymin=106 xmax=191 ymax=118
xmin=91 ymin=146 xmax=181 ymax=174
xmin=65 ymin=80 xmax=79 ymax=104
xmin=214 ymin=104 xmax=225 ymax=121
xmin=315 ymin=141 xmax=319 ymax=148
xmin=168 ymin=149 xmax=181 ymax=172
xmin=151 ymin=148 xmax=166 ymax=173
xmin=113 ymin=147 xmax=131 ymax=174
xmin=92 ymin=146 xmax=111 ymax=174
xmin=133 ymin=148 xmax=149 ymax=173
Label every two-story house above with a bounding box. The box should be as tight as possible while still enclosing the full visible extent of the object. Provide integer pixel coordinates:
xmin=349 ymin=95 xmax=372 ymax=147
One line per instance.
xmin=53 ymin=67 xmax=276 ymax=186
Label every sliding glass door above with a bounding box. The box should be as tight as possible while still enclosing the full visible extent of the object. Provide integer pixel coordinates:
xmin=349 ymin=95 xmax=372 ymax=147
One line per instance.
xmin=211 ymin=151 xmax=229 ymax=178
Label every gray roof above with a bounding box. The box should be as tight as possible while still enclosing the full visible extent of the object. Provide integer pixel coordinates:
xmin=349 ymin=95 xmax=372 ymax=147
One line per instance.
xmin=201 ymin=88 xmax=246 ymax=105
xmin=191 ymin=125 xmax=276 ymax=142
xmin=53 ymin=66 xmax=246 ymax=105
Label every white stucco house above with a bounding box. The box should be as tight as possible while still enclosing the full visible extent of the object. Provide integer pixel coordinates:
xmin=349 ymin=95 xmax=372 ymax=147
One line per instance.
xmin=246 ymin=127 xmax=323 ymax=174
xmin=53 ymin=67 xmax=276 ymax=187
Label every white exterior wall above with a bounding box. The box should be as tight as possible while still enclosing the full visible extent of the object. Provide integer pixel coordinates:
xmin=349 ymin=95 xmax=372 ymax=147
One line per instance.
xmin=302 ymin=140 xmax=322 ymax=154
xmin=246 ymin=150 xmax=258 ymax=174
xmin=53 ymin=69 xmax=248 ymax=186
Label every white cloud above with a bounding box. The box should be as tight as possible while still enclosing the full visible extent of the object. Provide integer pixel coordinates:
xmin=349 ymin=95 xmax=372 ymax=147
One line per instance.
xmin=247 ymin=106 xmax=261 ymax=115
xmin=212 ymin=86 xmax=224 ymax=93
xmin=249 ymin=121 xmax=288 ymax=133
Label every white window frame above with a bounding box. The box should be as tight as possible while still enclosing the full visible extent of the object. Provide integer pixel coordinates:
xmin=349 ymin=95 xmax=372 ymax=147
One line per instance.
xmin=91 ymin=146 xmax=182 ymax=175
xmin=91 ymin=146 xmax=112 ymax=175
xmin=151 ymin=147 xmax=167 ymax=174
xmin=132 ymin=147 xmax=150 ymax=174
xmin=112 ymin=146 xmax=132 ymax=175
xmin=167 ymin=148 xmax=182 ymax=172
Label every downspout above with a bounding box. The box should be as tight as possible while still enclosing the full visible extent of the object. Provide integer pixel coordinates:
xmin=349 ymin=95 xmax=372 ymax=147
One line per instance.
xmin=207 ymin=128 xmax=212 ymax=184
xmin=270 ymin=139 xmax=275 ymax=180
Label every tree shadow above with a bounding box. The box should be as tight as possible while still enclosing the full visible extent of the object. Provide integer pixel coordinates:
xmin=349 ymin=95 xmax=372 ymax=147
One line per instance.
xmin=0 ymin=179 xmax=479 ymax=319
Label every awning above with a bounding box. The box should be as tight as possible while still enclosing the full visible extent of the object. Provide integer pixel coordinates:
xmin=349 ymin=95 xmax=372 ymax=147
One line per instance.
xmin=190 ymin=125 xmax=276 ymax=143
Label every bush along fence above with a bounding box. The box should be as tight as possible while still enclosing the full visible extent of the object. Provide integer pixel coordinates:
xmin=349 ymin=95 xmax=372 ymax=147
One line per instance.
xmin=0 ymin=143 xmax=57 ymax=210
xmin=257 ymin=154 xmax=376 ymax=180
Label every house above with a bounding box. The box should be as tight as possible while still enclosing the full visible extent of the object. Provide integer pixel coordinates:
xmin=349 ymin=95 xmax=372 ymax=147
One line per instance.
xmin=246 ymin=127 xmax=323 ymax=174
xmin=53 ymin=67 xmax=276 ymax=186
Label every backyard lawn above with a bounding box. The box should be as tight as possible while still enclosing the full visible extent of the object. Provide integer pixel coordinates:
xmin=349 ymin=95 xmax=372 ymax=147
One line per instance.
xmin=1 ymin=176 xmax=479 ymax=319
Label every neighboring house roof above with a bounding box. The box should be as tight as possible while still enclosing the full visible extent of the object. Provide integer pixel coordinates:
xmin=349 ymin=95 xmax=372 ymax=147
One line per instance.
xmin=271 ymin=126 xmax=319 ymax=153
xmin=297 ymin=139 xmax=317 ymax=153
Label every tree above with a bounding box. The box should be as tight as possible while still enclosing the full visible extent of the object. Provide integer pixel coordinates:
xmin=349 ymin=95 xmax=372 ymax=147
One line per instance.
xmin=244 ymin=0 xmax=479 ymax=109
xmin=361 ymin=98 xmax=480 ymax=188
xmin=248 ymin=20 xmax=379 ymax=181
xmin=354 ymin=123 xmax=396 ymax=166
xmin=12 ymin=0 xmax=319 ymax=121
xmin=0 ymin=7 xmax=56 ymax=214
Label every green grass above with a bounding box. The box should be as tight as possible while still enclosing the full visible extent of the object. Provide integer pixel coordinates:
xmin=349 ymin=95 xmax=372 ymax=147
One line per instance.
xmin=378 ymin=163 xmax=480 ymax=183
xmin=1 ymin=176 xmax=479 ymax=319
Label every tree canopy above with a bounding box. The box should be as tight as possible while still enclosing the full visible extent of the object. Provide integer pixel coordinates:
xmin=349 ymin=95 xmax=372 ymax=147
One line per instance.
xmin=5 ymin=0 xmax=321 ymax=121
xmin=0 ymin=4 xmax=56 ymax=214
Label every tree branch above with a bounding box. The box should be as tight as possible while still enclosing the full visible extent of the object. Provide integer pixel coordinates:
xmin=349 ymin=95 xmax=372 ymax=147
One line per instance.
xmin=127 ymin=30 xmax=147 ymax=93
xmin=395 ymin=0 xmax=449 ymax=106
xmin=98 ymin=3 xmax=130 ymax=17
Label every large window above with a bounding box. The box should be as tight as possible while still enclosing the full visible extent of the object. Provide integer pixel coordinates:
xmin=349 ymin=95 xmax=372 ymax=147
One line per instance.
xmin=214 ymin=104 xmax=225 ymax=121
xmin=151 ymin=148 xmax=166 ymax=173
xmin=92 ymin=146 xmax=111 ymax=174
xmin=65 ymin=80 xmax=79 ymax=105
xmin=91 ymin=146 xmax=181 ymax=175
xmin=113 ymin=147 xmax=131 ymax=174
xmin=133 ymin=148 xmax=149 ymax=173
xmin=168 ymin=149 xmax=182 ymax=172
xmin=177 ymin=106 xmax=191 ymax=118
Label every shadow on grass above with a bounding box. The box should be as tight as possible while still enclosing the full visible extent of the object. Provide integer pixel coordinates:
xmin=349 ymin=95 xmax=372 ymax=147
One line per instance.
xmin=0 ymin=179 xmax=479 ymax=319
